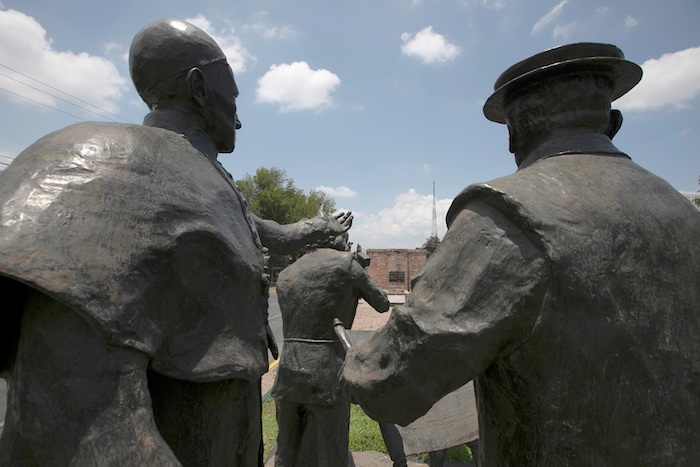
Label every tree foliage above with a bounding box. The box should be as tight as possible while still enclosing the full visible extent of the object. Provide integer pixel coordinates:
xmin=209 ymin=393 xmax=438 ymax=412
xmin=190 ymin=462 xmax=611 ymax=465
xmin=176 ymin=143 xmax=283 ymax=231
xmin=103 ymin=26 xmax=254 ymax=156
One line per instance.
xmin=237 ymin=167 xmax=336 ymax=224
xmin=422 ymin=235 xmax=441 ymax=258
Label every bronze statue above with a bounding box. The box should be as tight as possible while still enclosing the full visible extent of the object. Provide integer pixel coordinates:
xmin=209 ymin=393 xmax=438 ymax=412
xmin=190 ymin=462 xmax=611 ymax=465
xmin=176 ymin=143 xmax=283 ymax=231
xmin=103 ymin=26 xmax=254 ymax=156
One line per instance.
xmin=271 ymin=238 xmax=389 ymax=466
xmin=343 ymin=43 xmax=700 ymax=466
xmin=0 ymin=19 xmax=350 ymax=466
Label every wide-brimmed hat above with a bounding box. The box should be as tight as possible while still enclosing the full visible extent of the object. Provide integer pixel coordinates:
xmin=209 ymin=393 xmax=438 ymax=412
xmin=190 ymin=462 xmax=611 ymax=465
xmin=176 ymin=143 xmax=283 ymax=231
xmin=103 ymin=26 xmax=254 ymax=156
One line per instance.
xmin=483 ymin=42 xmax=642 ymax=123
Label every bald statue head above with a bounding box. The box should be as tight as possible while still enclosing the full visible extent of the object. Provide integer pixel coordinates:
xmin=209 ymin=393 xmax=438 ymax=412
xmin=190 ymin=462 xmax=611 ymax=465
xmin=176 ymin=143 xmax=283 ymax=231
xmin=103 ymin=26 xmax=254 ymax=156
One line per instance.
xmin=129 ymin=19 xmax=241 ymax=153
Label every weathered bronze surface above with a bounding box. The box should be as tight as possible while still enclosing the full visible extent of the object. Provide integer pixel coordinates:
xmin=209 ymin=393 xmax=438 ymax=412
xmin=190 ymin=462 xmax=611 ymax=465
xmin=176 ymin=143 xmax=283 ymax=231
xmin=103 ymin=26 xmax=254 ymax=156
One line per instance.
xmin=343 ymin=43 xmax=700 ymax=466
xmin=272 ymin=246 xmax=389 ymax=466
xmin=0 ymin=18 xmax=353 ymax=466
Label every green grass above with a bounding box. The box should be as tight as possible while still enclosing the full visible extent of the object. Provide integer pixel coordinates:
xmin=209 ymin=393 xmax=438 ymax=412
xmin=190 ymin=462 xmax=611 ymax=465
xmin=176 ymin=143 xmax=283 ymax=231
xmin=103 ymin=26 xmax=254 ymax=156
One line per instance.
xmin=261 ymin=396 xmax=473 ymax=463
xmin=261 ymin=395 xmax=278 ymax=459
xmin=348 ymin=403 xmax=389 ymax=452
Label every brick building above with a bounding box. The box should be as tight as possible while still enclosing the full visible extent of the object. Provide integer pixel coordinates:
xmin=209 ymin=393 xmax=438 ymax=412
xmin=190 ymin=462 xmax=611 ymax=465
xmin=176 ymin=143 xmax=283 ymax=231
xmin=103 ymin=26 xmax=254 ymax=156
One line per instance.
xmin=365 ymin=249 xmax=428 ymax=296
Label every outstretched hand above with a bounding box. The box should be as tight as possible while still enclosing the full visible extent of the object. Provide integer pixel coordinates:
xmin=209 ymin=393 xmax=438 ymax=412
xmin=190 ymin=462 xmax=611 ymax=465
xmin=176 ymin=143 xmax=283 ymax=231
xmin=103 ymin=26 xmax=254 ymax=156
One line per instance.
xmin=329 ymin=211 xmax=353 ymax=235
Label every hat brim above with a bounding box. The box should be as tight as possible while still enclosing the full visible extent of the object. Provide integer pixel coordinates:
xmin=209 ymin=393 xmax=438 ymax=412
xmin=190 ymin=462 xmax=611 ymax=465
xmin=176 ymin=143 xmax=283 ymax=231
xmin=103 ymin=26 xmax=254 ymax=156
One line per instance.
xmin=483 ymin=57 xmax=642 ymax=124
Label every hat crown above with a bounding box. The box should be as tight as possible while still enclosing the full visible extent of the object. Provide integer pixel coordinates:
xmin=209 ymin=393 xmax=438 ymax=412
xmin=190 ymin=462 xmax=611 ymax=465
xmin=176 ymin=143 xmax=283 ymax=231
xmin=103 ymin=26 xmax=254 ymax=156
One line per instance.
xmin=483 ymin=42 xmax=642 ymax=123
xmin=494 ymin=43 xmax=625 ymax=91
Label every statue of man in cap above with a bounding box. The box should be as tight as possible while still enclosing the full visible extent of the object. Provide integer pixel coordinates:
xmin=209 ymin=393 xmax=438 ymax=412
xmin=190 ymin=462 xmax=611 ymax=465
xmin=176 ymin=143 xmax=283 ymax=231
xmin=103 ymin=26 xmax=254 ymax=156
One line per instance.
xmin=0 ymin=18 xmax=349 ymax=466
xmin=343 ymin=43 xmax=700 ymax=466
xmin=271 ymin=236 xmax=389 ymax=467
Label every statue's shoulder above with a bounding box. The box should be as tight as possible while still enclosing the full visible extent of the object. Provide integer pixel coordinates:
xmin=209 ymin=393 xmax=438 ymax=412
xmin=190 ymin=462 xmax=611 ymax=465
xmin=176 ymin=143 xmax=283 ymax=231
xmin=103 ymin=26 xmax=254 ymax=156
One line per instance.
xmin=446 ymin=176 xmax=517 ymax=228
xmin=287 ymin=249 xmax=353 ymax=274
xmin=28 ymin=121 xmax=177 ymax=150
xmin=14 ymin=122 xmax=201 ymax=175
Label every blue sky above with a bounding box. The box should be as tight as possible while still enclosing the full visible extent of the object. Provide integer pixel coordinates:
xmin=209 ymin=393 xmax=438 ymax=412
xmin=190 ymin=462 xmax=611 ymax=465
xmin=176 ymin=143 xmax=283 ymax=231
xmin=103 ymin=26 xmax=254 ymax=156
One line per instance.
xmin=0 ymin=1 xmax=698 ymax=249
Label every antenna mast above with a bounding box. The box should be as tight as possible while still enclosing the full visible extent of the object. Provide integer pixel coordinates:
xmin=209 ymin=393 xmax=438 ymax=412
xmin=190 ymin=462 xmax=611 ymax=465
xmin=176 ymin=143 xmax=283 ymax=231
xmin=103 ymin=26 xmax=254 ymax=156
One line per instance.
xmin=431 ymin=180 xmax=438 ymax=239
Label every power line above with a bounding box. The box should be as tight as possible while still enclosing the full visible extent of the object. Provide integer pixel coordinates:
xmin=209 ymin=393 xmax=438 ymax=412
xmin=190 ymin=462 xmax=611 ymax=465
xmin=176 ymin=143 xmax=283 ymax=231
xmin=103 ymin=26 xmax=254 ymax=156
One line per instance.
xmin=0 ymin=86 xmax=87 ymax=121
xmin=0 ymin=62 xmax=135 ymax=124
xmin=0 ymin=70 xmax=124 ymax=123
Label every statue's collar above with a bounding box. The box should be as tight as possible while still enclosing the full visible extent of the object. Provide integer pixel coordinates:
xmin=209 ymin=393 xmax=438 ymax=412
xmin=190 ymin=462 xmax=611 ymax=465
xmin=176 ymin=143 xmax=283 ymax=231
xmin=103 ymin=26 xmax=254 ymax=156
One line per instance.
xmin=143 ymin=109 xmax=218 ymax=160
xmin=518 ymin=133 xmax=629 ymax=170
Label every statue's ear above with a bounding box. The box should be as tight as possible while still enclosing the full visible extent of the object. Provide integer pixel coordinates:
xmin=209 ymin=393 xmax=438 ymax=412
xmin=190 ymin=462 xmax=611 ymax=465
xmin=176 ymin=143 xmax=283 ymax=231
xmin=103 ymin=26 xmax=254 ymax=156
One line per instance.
xmin=607 ymin=109 xmax=623 ymax=140
xmin=185 ymin=67 xmax=207 ymax=109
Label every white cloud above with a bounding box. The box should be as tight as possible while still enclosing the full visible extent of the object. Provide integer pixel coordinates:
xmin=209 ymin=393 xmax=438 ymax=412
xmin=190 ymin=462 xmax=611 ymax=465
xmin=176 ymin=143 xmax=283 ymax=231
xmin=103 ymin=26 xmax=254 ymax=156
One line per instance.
xmin=351 ymin=189 xmax=453 ymax=249
xmin=246 ymin=22 xmax=297 ymax=40
xmin=623 ymin=15 xmax=639 ymax=28
xmin=102 ymin=42 xmax=119 ymax=55
xmin=315 ymin=185 xmax=358 ymax=198
xmin=0 ymin=9 xmax=127 ymax=114
xmin=402 ymin=0 xmax=424 ymax=7
xmin=255 ymin=61 xmax=341 ymax=112
xmin=616 ymin=47 xmax=700 ymax=112
xmin=594 ymin=6 xmax=610 ymax=15
xmin=462 ymin=0 xmax=507 ymax=9
xmin=422 ymin=164 xmax=431 ymax=173
xmin=262 ymin=25 xmax=297 ymax=40
xmin=485 ymin=0 xmax=507 ymax=8
xmin=553 ymin=21 xmax=576 ymax=40
xmin=185 ymin=15 xmax=253 ymax=74
xmin=400 ymin=26 xmax=461 ymax=64
xmin=531 ymin=0 xmax=569 ymax=35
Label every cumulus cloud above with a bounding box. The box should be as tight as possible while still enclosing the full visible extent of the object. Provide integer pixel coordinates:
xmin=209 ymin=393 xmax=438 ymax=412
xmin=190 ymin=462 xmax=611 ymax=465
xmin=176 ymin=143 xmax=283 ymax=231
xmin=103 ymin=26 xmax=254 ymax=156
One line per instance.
xmin=185 ymin=15 xmax=252 ymax=73
xmin=400 ymin=26 xmax=461 ymax=64
xmin=623 ymin=15 xmax=639 ymax=28
xmin=315 ymin=185 xmax=358 ymax=198
xmin=256 ymin=61 xmax=341 ymax=112
xmin=462 ymin=0 xmax=507 ymax=9
xmin=616 ymin=47 xmax=700 ymax=112
xmin=351 ymin=189 xmax=453 ymax=249
xmin=401 ymin=0 xmax=424 ymax=7
xmin=553 ymin=21 xmax=576 ymax=40
xmin=245 ymin=22 xmax=297 ymax=40
xmin=0 ymin=9 xmax=127 ymax=114
xmin=531 ymin=0 xmax=568 ymax=35
xmin=102 ymin=42 xmax=120 ymax=55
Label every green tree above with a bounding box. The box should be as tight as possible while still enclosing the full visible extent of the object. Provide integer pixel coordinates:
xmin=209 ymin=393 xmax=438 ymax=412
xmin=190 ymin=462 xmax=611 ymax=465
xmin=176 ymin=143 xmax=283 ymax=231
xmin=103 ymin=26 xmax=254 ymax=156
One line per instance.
xmin=237 ymin=167 xmax=336 ymax=223
xmin=237 ymin=167 xmax=338 ymax=283
xmin=422 ymin=235 xmax=441 ymax=258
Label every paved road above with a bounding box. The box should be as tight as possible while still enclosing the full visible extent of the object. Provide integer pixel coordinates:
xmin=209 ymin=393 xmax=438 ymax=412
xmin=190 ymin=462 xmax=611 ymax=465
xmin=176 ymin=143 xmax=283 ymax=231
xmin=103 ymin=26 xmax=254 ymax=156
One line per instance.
xmin=267 ymin=289 xmax=283 ymax=361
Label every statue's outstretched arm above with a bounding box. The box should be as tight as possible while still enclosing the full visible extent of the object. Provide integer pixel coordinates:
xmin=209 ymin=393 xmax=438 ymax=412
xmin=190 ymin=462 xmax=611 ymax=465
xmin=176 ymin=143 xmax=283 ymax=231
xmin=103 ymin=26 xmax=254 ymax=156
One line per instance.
xmin=253 ymin=211 xmax=353 ymax=255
